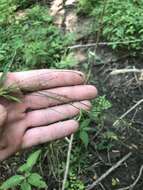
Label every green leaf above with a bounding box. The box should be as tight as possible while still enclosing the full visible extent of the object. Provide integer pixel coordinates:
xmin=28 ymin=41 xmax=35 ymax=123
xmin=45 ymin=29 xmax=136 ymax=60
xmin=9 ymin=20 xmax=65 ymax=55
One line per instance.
xmin=80 ymin=119 xmax=91 ymax=130
xmin=27 ymin=150 xmax=41 ymax=169
xmin=28 ymin=173 xmax=42 ymax=181
xmin=2 ymin=94 xmax=21 ymax=103
xmin=21 ymin=181 xmax=31 ymax=190
xmin=0 ymin=175 xmax=24 ymax=190
xmin=28 ymin=173 xmax=47 ymax=188
xmin=80 ymin=131 xmax=89 ymax=147
xmin=17 ymin=163 xmax=30 ymax=173
xmin=18 ymin=150 xmax=42 ymax=173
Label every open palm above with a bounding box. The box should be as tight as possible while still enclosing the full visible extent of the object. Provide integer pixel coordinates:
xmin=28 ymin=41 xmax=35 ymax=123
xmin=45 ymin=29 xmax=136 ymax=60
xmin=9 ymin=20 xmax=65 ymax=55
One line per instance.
xmin=0 ymin=70 xmax=97 ymax=161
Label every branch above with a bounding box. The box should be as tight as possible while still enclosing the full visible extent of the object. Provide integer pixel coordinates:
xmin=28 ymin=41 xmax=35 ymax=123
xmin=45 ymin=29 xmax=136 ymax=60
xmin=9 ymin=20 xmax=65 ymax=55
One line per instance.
xmin=68 ymin=40 xmax=143 ymax=49
xmin=113 ymin=99 xmax=143 ymax=127
xmin=86 ymin=152 xmax=132 ymax=190
xmin=110 ymin=68 xmax=143 ymax=75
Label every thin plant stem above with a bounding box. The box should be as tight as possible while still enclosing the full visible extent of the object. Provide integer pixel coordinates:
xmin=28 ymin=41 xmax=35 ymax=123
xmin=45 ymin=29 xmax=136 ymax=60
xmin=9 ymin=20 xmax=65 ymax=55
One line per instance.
xmin=62 ymin=134 xmax=74 ymax=190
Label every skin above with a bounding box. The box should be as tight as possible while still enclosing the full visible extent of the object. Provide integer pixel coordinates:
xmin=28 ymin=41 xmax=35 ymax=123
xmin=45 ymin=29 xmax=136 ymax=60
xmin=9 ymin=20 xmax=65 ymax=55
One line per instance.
xmin=0 ymin=69 xmax=97 ymax=161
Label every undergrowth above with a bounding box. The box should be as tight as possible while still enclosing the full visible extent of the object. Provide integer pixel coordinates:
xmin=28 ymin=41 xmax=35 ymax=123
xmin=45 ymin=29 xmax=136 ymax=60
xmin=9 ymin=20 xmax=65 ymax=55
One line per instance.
xmin=0 ymin=1 xmax=75 ymax=71
xmin=0 ymin=150 xmax=47 ymax=190
xmin=78 ymin=0 xmax=143 ymax=53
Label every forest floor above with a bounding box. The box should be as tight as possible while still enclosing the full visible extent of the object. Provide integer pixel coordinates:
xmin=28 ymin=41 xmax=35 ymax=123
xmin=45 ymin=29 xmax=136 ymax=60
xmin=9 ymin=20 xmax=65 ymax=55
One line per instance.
xmin=0 ymin=0 xmax=143 ymax=190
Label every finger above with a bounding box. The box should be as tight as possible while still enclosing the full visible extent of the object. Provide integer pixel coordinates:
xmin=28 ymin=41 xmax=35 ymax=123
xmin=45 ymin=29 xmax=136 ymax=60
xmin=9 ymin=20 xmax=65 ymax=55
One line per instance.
xmin=25 ymin=85 xmax=97 ymax=109
xmin=0 ymin=104 xmax=7 ymax=128
xmin=0 ymin=145 xmax=19 ymax=162
xmin=26 ymin=100 xmax=91 ymax=127
xmin=0 ymin=149 xmax=11 ymax=161
xmin=0 ymin=105 xmax=7 ymax=149
xmin=0 ymin=140 xmax=20 ymax=161
xmin=12 ymin=69 xmax=85 ymax=91
xmin=22 ymin=120 xmax=79 ymax=149
xmin=0 ymin=147 xmax=15 ymax=161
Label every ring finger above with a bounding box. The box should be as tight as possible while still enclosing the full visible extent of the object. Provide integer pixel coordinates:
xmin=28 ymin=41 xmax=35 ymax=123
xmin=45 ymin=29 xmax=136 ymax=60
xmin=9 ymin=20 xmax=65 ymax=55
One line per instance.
xmin=26 ymin=100 xmax=91 ymax=127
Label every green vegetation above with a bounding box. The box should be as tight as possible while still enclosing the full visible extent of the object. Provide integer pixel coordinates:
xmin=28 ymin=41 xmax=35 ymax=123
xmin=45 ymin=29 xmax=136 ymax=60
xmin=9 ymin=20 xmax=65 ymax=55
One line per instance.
xmin=77 ymin=96 xmax=112 ymax=149
xmin=0 ymin=0 xmax=142 ymax=189
xmin=65 ymin=172 xmax=85 ymax=190
xmin=0 ymin=1 xmax=75 ymax=71
xmin=0 ymin=57 xmax=22 ymax=102
xmin=78 ymin=0 xmax=97 ymax=13
xmin=0 ymin=150 xmax=47 ymax=190
xmin=60 ymin=96 xmax=113 ymax=188
xmin=78 ymin=0 xmax=143 ymax=52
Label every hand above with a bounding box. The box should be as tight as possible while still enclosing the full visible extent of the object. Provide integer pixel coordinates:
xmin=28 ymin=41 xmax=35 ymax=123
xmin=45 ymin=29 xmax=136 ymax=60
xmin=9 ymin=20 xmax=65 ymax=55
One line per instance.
xmin=0 ymin=69 xmax=97 ymax=161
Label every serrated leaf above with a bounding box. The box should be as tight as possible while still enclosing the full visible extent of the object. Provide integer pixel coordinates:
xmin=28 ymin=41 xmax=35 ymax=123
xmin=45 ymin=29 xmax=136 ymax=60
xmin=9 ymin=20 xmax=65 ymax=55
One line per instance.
xmin=21 ymin=181 xmax=31 ymax=190
xmin=28 ymin=173 xmax=47 ymax=188
xmin=27 ymin=150 xmax=41 ymax=168
xmin=80 ymin=131 xmax=89 ymax=147
xmin=0 ymin=175 xmax=24 ymax=189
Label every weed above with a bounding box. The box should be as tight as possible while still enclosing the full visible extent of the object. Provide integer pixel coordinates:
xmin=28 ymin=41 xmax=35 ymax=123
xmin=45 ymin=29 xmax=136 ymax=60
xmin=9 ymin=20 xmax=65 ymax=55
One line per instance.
xmin=78 ymin=0 xmax=143 ymax=53
xmin=65 ymin=172 xmax=85 ymax=190
xmin=0 ymin=2 xmax=76 ymax=71
xmin=0 ymin=0 xmax=16 ymax=24
xmin=0 ymin=150 xmax=47 ymax=190
xmin=77 ymin=0 xmax=97 ymax=14
xmin=77 ymin=96 xmax=112 ymax=147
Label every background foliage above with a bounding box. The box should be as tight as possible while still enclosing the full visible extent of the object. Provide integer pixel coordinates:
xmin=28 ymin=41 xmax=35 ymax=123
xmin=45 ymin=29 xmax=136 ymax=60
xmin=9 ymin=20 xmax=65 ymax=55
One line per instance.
xmin=0 ymin=1 xmax=75 ymax=71
xmin=78 ymin=0 xmax=143 ymax=52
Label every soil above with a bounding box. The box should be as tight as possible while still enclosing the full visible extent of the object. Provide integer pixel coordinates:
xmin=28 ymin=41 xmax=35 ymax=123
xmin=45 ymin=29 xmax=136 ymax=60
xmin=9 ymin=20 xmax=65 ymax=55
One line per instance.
xmin=0 ymin=1 xmax=143 ymax=190
xmin=86 ymin=46 xmax=143 ymax=190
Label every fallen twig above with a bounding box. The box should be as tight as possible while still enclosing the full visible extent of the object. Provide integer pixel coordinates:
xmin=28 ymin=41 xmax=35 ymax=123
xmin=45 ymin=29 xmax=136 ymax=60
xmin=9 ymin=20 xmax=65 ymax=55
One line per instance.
xmin=117 ymin=165 xmax=143 ymax=190
xmin=110 ymin=68 xmax=143 ymax=75
xmin=113 ymin=99 xmax=143 ymax=127
xmin=62 ymin=134 xmax=74 ymax=190
xmin=86 ymin=152 xmax=132 ymax=190
xmin=68 ymin=40 xmax=143 ymax=49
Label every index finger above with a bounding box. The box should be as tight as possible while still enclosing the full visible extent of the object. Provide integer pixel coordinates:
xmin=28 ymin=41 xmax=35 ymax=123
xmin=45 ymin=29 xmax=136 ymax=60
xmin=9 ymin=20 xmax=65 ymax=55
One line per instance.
xmin=12 ymin=69 xmax=85 ymax=92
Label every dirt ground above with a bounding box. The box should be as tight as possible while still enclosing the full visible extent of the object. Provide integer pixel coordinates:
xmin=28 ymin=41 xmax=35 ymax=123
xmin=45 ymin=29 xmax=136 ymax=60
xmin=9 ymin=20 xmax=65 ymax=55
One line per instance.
xmin=86 ymin=46 xmax=143 ymax=190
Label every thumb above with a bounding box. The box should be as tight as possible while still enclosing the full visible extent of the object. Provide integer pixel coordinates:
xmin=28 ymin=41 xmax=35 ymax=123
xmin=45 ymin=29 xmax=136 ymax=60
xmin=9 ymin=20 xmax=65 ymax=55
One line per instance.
xmin=0 ymin=104 xmax=7 ymax=128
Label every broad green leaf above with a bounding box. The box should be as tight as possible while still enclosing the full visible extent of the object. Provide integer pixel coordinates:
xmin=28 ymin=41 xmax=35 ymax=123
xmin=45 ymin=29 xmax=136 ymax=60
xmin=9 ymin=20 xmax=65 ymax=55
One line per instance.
xmin=28 ymin=173 xmax=47 ymax=188
xmin=17 ymin=163 xmax=30 ymax=173
xmin=27 ymin=150 xmax=42 ymax=168
xmin=0 ymin=175 xmax=24 ymax=189
xmin=80 ymin=131 xmax=89 ymax=147
xmin=80 ymin=119 xmax=91 ymax=130
xmin=21 ymin=181 xmax=31 ymax=190
xmin=28 ymin=173 xmax=42 ymax=181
